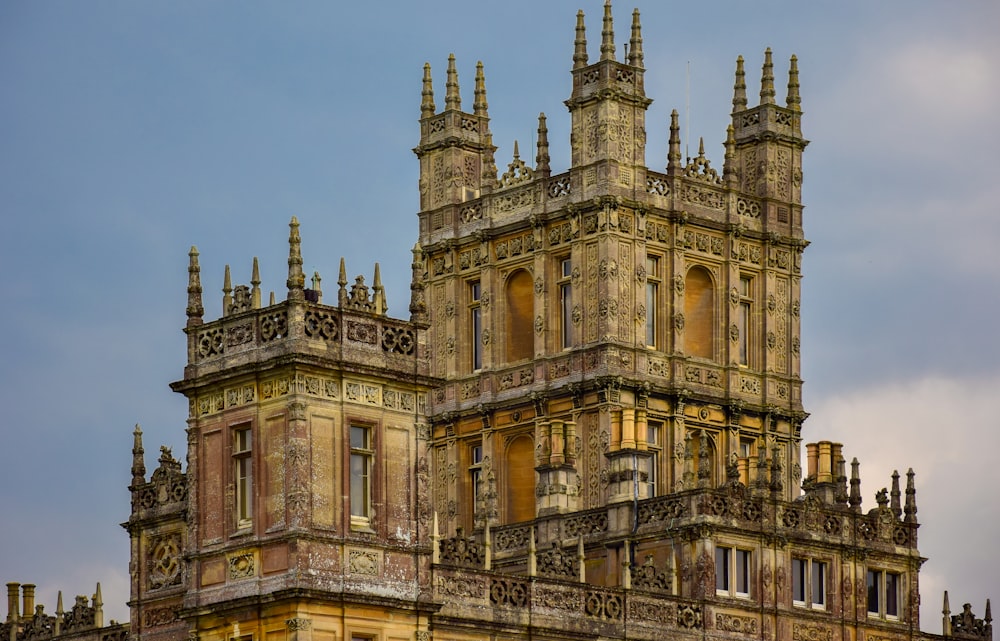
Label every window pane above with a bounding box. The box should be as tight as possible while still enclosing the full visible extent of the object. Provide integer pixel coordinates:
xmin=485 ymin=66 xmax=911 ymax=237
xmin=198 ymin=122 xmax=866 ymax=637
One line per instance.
xmin=561 ymin=283 xmax=573 ymax=348
xmin=715 ymin=547 xmax=729 ymax=591
xmin=812 ymin=561 xmax=826 ymax=606
xmin=736 ymin=550 xmax=750 ymax=594
xmin=350 ymin=452 xmax=369 ymax=517
xmin=885 ymin=573 xmax=898 ymax=616
xmin=646 ymin=281 xmax=657 ymax=346
xmin=351 ymin=426 xmax=367 ymax=449
xmin=792 ymin=559 xmax=805 ymax=603
xmin=867 ymin=571 xmax=880 ymax=614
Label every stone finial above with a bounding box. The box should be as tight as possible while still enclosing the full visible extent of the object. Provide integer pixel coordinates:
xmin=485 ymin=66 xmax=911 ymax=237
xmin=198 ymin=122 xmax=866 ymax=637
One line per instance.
xmin=578 ymin=536 xmax=586 ymax=584
xmin=769 ymin=445 xmax=784 ymax=497
xmin=890 ymin=470 xmax=902 ymax=518
xmin=536 ymin=113 xmax=551 ymax=176
xmin=92 ymin=584 xmax=102 ymax=629
xmin=186 ymin=246 xmax=204 ymax=327
xmin=786 ymin=54 xmax=801 ymax=112
xmin=527 ymin=527 xmax=537 ymax=577
xmin=628 ymin=8 xmax=643 ymax=68
xmin=372 ymin=263 xmax=386 ymax=315
xmin=599 ymin=0 xmax=615 ymax=61
xmin=286 ymin=216 xmax=305 ymax=301
xmin=251 ymin=257 xmax=261 ymax=309
xmin=338 ymin=257 xmax=348 ymax=306
xmin=222 ymin=264 xmax=233 ymax=316
xmin=849 ymin=457 xmax=862 ymax=512
xmin=131 ymin=424 xmax=146 ymax=487
xmin=54 ymin=592 xmax=63 ymax=635
xmin=760 ymin=48 xmax=775 ymax=105
xmin=621 ymin=540 xmax=631 ymax=589
xmin=697 ymin=430 xmax=711 ymax=488
xmin=732 ymin=55 xmax=747 ymax=112
xmin=311 ymin=271 xmax=323 ymax=304
xmin=409 ymin=243 xmax=428 ymax=323
xmin=421 ymin=63 xmax=435 ymax=119
xmin=484 ymin=520 xmax=492 ymax=570
xmin=944 ymin=591 xmax=952 ymax=636
xmin=723 ymin=125 xmax=737 ymax=187
xmin=904 ymin=468 xmax=918 ymax=524
xmin=573 ymin=10 xmax=588 ymax=69
xmin=667 ymin=109 xmax=682 ymax=174
xmin=473 ymin=61 xmax=488 ymax=117
xmin=445 ymin=54 xmax=461 ymax=111
xmin=269 ymin=291 xmax=276 ymax=305
xmin=431 ymin=512 xmax=440 ymax=564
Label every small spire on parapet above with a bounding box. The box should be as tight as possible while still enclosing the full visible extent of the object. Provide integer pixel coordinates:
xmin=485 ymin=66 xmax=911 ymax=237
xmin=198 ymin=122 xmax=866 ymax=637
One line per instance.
xmin=732 ymin=56 xmax=747 ymax=112
xmin=222 ymin=264 xmax=233 ymax=316
xmin=54 ymin=591 xmax=63 ymax=634
xmin=410 ymin=243 xmax=428 ymax=323
xmin=760 ymin=48 xmax=775 ymax=105
xmin=723 ymin=125 xmax=737 ymax=187
xmin=186 ymin=246 xmax=204 ymax=327
xmin=890 ymin=470 xmax=902 ymax=518
xmin=474 ymin=62 xmax=489 ymax=117
xmin=93 ymin=583 xmax=103 ymax=628
xmin=944 ymin=591 xmax=953 ymax=636
xmin=573 ymin=10 xmax=588 ymax=69
xmin=269 ymin=292 xmax=275 ymax=305
xmin=667 ymin=109 xmax=682 ymax=174
xmin=904 ymin=468 xmax=918 ymax=523
xmin=512 ymin=139 xmax=521 ymax=161
xmin=786 ymin=54 xmax=801 ymax=112
xmin=372 ymin=263 xmax=386 ymax=315
xmin=338 ymin=257 xmax=348 ymax=306
xmin=311 ymin=271 xmax=323 ymax=304
xmin=421 ymin=63 xmax=436 ymax=118
xmin=131 ymin=424 xmax=145 ymax=487
xmin=536 ymin=113 xmax=551 ymax=176
xmin=600 ymin=0 xmax=615 ymax=61
xmin=769 ymin=445 xmax=784 ymax=497
xmin=628 ymin=9 xmax=643 ymax=68
xmin=251 ymin=257 xmax=261 ymax=309
xmin=445 ymin=54 xmax=461 ymax=111
xmin=849 ymin=457 xmax=862 ymax=512
xmin=286 ymin=216 xmax=305 ymax=301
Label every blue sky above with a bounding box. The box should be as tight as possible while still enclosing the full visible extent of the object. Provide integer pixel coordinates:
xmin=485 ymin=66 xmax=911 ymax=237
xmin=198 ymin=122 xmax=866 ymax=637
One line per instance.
xmin=1 ymin=0 xmax=997 ymax=628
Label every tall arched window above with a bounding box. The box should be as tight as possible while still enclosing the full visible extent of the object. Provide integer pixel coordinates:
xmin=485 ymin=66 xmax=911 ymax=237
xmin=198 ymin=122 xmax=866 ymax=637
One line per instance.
xmin=505 ymin=269 xmax=534 ymax=362
xmin=505 ymin=434 xmax=535 ymax=523
xmin=684 ymin=266 xmax=715 ymax=360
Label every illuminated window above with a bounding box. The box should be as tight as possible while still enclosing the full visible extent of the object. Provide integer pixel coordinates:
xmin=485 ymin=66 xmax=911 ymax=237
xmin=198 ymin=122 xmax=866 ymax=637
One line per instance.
xmin=792 ymin=558 xmax=827 ymax=609
xmin=234 ymin=426 xmax=252 ymax=528
xmin=867 ymin=570 xmax=900 ymax=619
xmin=645 ymin=255 xmax=660 ymax=348
xmin=737 ymin=275 xmax=753 ymax=367
xmin=559 ymin=258 xmax=573 ymax=349
xmin=350 ymin=425 xmax=373 ymax=521
xmin=470 ymin=282 xmax=482 ymax=370
xmin=716 ymin=546 xmax=751 ymax=597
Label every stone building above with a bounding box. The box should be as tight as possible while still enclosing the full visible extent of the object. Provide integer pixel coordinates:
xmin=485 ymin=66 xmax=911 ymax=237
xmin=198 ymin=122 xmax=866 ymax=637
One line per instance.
xmin=2 ymin=3 xmax=991 ymax=641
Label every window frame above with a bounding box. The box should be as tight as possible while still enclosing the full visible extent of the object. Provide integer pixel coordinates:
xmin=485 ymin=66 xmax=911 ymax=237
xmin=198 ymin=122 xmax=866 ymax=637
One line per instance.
xmin=233 ymin=425 xmax=253 ymax=530
xmin=558 ymin=257 xmax=573 ymax=349
xmin=716 ymin=545 xmax=752 ymax=598
xmin=350 ymin=424 xmax=374 ymax=526
xmin=645 ymin=254 xmax=661 ymax=348
xmin=867 ymin=569 xmax=901 ymax=619
xmin=737 ymin=274 xmax=753 ymax=367
xmin=792 ymin=557 xmax=828 ymax=610
xmin=646 ymin=420 xmax=662 ymax=497
xmin=469 ymin=443 xmax=484 ymax=515
xmin=469 ymin=281 xmax=482 ymax=371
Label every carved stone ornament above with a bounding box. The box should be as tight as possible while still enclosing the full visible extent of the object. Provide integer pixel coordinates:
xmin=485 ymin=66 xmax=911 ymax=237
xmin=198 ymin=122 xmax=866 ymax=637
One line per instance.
xmin=286 ymin=619 xmax=312 ymax=631
xmin=228 ymin=551 xmax=255 ymax=579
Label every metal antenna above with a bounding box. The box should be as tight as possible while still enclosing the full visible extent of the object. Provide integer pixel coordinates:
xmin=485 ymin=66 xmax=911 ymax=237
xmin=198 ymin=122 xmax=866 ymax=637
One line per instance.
xmin=685 ymin=60 xmax=691 ymax=162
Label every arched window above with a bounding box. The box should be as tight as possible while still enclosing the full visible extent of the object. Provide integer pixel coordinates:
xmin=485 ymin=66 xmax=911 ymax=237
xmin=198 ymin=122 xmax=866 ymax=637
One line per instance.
xmin=684 ymin=266 xmax=715 ymax=360
xmin=505 ymin=434 xmax=535 ymax=523
xmin=505 ymin=269 xmax=534 ymax=362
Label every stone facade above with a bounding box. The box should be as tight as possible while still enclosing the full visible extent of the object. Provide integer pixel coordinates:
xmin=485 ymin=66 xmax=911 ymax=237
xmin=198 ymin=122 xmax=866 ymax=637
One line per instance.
xmin=1 ymin=3 xmax=991 ymax=641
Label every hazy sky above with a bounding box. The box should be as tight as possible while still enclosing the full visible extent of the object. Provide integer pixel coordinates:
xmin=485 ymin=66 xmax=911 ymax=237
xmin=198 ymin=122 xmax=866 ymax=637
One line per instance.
xmin=1 ymin=0 xmax=997 ymax=629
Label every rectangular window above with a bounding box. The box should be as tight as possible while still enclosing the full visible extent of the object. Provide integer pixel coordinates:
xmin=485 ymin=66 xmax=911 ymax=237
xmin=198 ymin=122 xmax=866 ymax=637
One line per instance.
xmin=350 ymin=425 xmax=373 ymax=521
xmin=470 ymin=282 xmax=482 ymax=370
xmin=716 ymin=546 xmax=751 ymax=597
xmin=645 ymin=255 xmax=660 ymax=348
xmin=559 ymin=258 xmax=573 ymax=349
xmin=646 ymin=421 xmax=661 ymax=497
xmin=793 ymin=558 xmax=827 ymax=609
xmin=470 ymin=444 xmax=483 ymax=513
xmin=737 ymin=276 xmax=753 ymax=367
xmin=233 ymin=426 xmax=252 ymax=528
xmin=867 ymin=570 xmax=901 ymax=618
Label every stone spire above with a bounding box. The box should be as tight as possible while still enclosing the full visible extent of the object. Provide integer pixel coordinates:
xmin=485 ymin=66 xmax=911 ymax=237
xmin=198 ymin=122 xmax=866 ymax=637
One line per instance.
xmin=723 ymin=125 xmax=737 ymax=187
xmin=372 ymin=263 xmax=386 ymax=315
xmin=473 ymin=61 xmax=488 ymax=117
xmin=445 ymin=54 xmax=461 ymax=111
xmin=421 ymin=63 xmax=436 ymax=118
xmin=338 ymin=257 xmax=348 ymax=307
xmin=536 ymin=113 xmax=551 ymax=176
xmin=627 ymin=8 xmax=643 ymax=68
xmin=890 ymin=470 xmax=902 ymax=519
xmin=222 ymin=264 xmax=233 ymax=315
xmin=131 ymin=424 xmax=145 ymax=487
xmin=186 ymin=246 xmax=204 ymax=327
xmin=849 ymin=457 xmax=862 ymax=512
xmin=311 ymin=271 xmax=323 ymax=304
xmin=409 ymin=242 xmax=428 ymax=324
xmin=599 ymin=0 xmax=615 ymax=61
xmin=667 ymin=109 xmax=682 ymax=174
xmin=732 ymin=55 xmax=747 ymax=112
xmin=786 ymin=54 xmax=801 ymax=112
xmin=760 ymin=48 xmax=775 ymax=105
xmin=286 ymin=216 xmax=305 ymax=301
xmin=904 ymin=468 xmax=918 ymax=523
xmin=573 ymin=10 xmax=588 ymax=69
xmin=943 ymin=591 xmax=952 ymax=636
xmin=251 ymin=256 xmax=261 ymax=309
xmin=54 ymin=592 xmax=63 ymax=635
xmin=92 ymin=583 xmax=103 ymax=628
